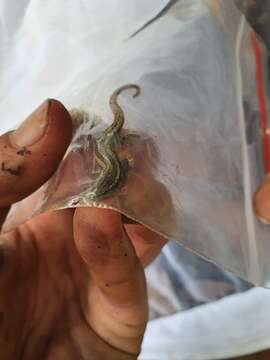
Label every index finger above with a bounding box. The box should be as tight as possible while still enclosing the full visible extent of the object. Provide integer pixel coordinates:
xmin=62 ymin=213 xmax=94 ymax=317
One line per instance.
xmin=0 ymin=99 xmax=72 ymax=227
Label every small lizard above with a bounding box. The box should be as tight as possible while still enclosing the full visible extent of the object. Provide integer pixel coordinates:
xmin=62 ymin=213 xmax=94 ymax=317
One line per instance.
xmin=84 ymin=84 xmax=141 ymax=201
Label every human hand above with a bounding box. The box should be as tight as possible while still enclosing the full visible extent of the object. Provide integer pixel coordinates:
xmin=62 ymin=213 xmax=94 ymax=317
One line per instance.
xmin=0 ymin=100 xmax=167 ymax=359
xmin=254 ymin=173 xmax=270 ymax=224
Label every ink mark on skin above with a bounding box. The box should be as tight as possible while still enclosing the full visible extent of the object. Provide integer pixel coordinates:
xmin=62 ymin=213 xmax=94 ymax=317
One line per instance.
xmin=1 ymin=162 xmax=23 ymax=176
xmin=17 ymin=147 xmax=31 ymax=156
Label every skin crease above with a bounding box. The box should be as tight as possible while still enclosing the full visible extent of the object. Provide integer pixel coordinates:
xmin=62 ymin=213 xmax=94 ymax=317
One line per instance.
xmin=0 ymin=99 xmax=168 ymax=360
xmin=1 ymin=99 xmax=270 ymax=360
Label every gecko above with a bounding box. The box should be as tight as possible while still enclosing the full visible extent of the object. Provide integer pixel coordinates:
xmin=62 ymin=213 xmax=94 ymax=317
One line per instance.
xmin=84 ymin=84 xmax=141 ymax=201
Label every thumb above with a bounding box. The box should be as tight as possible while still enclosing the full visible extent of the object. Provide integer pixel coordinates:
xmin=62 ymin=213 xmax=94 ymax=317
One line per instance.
xmin=0 ymin=99 xmax=72 ymax=225
xmin=74 ymin=207 xmax=147 ymax=355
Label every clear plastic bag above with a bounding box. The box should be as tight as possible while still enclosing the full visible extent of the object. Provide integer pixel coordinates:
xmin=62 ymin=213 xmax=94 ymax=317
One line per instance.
xmin=2 ymin=0 xmax=270 ymax=286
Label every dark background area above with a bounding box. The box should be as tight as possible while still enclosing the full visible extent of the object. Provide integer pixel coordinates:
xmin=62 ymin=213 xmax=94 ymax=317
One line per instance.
xmin=234 ymin=0 xmax=270 ymax=50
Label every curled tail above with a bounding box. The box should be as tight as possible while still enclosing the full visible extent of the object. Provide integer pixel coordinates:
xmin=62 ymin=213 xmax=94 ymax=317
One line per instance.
xmin=105 ymin=84 xmax=141 ymax=135
xmin=110 ymin=84 xmax=141 ymax=107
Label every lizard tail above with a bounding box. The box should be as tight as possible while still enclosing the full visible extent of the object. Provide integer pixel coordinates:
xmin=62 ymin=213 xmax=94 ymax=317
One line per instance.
xmin=106 ymin=84 xmax=141 ymax=134
xmin=109 ymin=84 xmax=140 ymax=117
xmin=109 ymin=84 xmax=141 ymax=106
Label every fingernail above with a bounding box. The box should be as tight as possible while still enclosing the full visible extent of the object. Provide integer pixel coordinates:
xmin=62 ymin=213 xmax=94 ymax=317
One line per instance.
xmin=10 ymin=100 xmax=49 ymax=147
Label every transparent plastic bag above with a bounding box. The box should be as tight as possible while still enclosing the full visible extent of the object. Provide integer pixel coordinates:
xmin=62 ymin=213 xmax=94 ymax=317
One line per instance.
xmin=2 ymin=0 xmax=270 ymax=286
